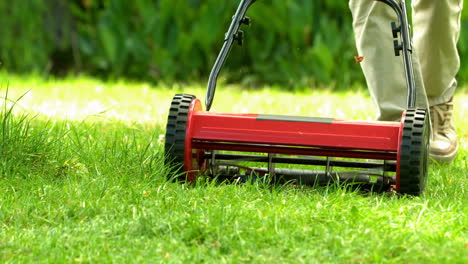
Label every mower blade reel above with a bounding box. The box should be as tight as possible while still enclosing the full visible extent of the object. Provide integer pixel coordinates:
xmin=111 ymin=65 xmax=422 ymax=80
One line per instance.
xmin=208 ymin=153 xmax=396 ymax=171
xmin=215 ymin=166 xmax=394 ymax=187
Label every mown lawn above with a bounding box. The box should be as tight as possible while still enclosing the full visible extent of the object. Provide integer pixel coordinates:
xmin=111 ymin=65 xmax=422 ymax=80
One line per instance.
xmin=1 ymin=73 xmax=467 ymax=263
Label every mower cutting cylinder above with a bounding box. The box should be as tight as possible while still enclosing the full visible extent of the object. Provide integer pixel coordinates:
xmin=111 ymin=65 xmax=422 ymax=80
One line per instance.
xmin=165 ymin=94 xmax=429 ymax=195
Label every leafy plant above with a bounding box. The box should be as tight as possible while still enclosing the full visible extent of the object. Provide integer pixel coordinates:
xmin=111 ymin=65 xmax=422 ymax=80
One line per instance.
xmin=0 ymin=0 xmax=467 ymax=88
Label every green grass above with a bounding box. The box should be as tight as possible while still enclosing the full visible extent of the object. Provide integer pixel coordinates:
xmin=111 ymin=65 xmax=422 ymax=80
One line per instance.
xmin=1 ymin=73 xmax=467 ymax=263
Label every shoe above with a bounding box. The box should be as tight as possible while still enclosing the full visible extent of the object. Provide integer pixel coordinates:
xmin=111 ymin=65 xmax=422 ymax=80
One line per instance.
xmin=429 ymin=101 xmax=458 ymax=163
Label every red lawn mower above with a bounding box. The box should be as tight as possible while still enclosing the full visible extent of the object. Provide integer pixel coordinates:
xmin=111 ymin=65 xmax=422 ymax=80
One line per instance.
xmin=165 ymin=0 xmax=429 ymax=195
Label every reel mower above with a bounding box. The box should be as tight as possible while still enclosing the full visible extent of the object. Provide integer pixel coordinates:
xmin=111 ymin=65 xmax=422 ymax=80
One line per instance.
xmin=165 ymin=0 xmax=429 ymax=195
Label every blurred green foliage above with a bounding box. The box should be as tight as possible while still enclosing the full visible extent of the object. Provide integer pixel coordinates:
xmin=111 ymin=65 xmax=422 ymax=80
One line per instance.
xmin=0 ymin=0 xmax=51 ymax=72
xmin=0 ymin=0 xmax=467 ymax=88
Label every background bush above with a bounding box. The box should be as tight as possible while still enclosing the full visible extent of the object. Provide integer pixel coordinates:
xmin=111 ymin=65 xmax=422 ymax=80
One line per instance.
xmin=1 ymin=0 xmax=467 ymax=88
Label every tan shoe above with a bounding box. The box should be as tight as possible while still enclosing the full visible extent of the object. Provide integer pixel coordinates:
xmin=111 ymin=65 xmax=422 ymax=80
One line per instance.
xmin=429 ymin=101 xmax=458 ymax=163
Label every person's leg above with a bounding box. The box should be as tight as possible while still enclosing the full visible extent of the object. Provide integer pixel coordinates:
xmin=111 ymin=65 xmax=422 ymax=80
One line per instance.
xmin=348 ymin=0 xmax=429 ymax=121
xmin=413 ymin=0 xmax=463 ymax=105
xmin=413 ymin=0 xmax=463 ymax=163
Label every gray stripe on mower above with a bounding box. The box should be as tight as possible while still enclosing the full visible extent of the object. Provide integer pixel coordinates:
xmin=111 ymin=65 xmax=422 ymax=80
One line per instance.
xmin=256 ymin=114 xmax=334 ymax=124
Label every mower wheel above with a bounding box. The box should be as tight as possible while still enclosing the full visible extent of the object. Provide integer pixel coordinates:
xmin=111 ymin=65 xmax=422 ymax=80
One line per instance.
xmin=398 ymin=108 xmax=429 ymax=195
xmin=164 ymin=94 xmax=196 ymax=181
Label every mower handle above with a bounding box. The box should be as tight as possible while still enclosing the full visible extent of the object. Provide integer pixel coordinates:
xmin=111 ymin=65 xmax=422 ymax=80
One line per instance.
xmin=206 ymin=0 xmax=416 ymax=110
xmin=206 ymin=0 xmax=256 ymax=111
xmin=376 ymin=0 xmax=416 ymax=108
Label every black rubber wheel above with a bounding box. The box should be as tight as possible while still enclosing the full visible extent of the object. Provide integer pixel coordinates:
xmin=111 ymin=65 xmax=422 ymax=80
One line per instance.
xmin=398 ymin=108 xmax=430 ymax=195
xmin=164 ymin=94 xmax=196 ymax=180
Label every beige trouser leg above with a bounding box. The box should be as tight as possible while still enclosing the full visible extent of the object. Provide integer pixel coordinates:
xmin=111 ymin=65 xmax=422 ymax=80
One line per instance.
xmin=349 ymin=0 xmax=463 ymax=121
xmin=413 ymin=0 xmax=463 ymax=105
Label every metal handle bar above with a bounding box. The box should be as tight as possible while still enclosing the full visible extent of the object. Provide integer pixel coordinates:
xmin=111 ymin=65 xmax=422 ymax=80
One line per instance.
xmin=377 ymin=0 xmax=416 ymax=107
xmin=205 ymin=0 xmax=416 ymax=110
xmin=206 ymin=0 xmax=256 ymax=111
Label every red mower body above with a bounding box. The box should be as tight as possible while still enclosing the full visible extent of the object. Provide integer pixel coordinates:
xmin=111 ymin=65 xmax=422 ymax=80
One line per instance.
xmin=164 ymin=95 xmax=428 ymax=195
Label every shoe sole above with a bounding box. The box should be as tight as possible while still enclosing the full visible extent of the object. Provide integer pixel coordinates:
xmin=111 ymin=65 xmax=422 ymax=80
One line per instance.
xmin=429 ymin=145 xmax=458 ymax=164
